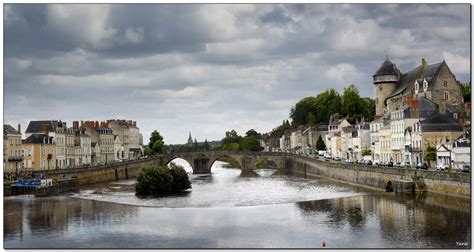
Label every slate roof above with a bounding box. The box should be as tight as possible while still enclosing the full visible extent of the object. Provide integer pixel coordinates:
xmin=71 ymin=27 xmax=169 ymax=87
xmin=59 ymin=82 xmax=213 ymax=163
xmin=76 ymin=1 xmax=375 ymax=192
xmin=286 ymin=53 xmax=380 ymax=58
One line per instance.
xmin=4 ymin=124 xmax=20 ymax=135
xmin=23 ymin=134 xmax=53 ymax=144
xmin=420 ymin=114 xmax=463 ymax=132
xmin=25 ymin=120 xmax=57 ymax=133
xmin=388 ymin=61 xmax=444 ymax=99
xmin=373 ymin=59 xmax=400 ymax=76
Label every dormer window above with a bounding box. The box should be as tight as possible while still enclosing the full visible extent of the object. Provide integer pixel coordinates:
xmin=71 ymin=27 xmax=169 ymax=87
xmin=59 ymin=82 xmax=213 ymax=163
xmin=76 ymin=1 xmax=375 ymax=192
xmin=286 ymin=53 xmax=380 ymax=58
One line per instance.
xmin=415 ymin=81 xmax=419 ymax=93
xmin=444 ymin=80 xmax=448 ymax=87
xmin=453 ymin=113 xmax=458 ymax=120
xmin=423 ymin=79 xmax=428 ymax=91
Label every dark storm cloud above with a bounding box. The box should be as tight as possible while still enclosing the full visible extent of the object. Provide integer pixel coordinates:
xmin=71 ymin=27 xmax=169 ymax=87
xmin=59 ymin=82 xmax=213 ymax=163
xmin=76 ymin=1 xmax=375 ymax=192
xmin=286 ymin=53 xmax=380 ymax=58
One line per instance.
xmin=4 ymin=4 xmax=470 ymax=144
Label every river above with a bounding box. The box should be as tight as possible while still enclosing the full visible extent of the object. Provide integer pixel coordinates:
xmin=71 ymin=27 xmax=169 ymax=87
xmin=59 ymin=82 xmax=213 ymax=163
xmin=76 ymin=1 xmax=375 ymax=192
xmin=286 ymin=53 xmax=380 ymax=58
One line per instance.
xmin=3 ymin=160 xmax=471 ymax=248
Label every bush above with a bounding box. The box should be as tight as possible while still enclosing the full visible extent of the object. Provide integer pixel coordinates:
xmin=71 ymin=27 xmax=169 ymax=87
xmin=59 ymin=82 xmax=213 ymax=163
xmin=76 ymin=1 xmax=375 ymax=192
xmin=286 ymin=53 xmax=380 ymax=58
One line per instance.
xmin=135 ymin=163 xmax=191 ymax=196
xmin=169 ymin=162 xmax=192 ymax=192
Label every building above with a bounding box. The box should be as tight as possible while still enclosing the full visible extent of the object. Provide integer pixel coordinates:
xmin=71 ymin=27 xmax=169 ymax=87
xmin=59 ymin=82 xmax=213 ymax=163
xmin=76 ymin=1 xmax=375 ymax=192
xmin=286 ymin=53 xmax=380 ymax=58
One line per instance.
xmin=326 ymin=117 xmax=351 ymax=158
xmin=24 ymin=120 xmax=69 ymax=169
xmin=452 ymin=133 xmax=471 ymax=169
xmin=82 ymin=121 xmax=114 ymax=164
xmin=114 ymin=135 xmax=124 ymax=160
xmin=373 ymin=58 xmax=464 ymax=118
xmin=65 ymin=126 xmax=75 ymax=167
xmin=4 ymin=124 xmax=23 ymax=173
xmin=91 ymin=142 xmax=101 ymax=164
xmin=74 ymin=127 xmax=91 ymax=166
xmin=108 ymin=119 xmax=141 ymax=160
xmin=22 ymin=134 xmax=55 ymax=171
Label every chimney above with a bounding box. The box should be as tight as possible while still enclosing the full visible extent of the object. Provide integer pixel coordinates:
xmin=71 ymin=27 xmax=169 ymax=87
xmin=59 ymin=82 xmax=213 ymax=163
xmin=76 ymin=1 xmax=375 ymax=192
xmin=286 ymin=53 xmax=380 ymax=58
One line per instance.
xmin=73 ymin=121 xmax=79 ymax=129
xmin=62 ymin=122 xmax=67 ymax=128
xmin=95 ymin=121 xmax=99 ymax=128
xmin=43 ymin=124 xmax=49 ymax=137
xmin=133 ymin=121 xmax=136 ymax=126
xmin=100 ymin=121 xmax=105 ymax=128
xmin=17 ymin=123 xmax=21 ymax=134
xmin=104 ymin=121 xmax=109 ymax=128
xmin=421 ymin=58 xmax=427 ymax=66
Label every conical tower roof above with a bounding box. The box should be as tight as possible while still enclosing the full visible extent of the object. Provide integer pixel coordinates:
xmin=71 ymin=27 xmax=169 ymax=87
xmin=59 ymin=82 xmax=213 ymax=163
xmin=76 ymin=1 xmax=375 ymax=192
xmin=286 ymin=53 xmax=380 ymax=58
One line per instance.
xmin=373 ymin=58 xmax=399 ymax=77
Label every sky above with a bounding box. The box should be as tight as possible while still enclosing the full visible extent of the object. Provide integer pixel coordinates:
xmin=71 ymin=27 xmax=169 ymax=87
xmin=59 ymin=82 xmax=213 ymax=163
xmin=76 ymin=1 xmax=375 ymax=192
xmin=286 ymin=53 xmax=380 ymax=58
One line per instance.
xmin=4 ymin=4 xmax=471 ymax=144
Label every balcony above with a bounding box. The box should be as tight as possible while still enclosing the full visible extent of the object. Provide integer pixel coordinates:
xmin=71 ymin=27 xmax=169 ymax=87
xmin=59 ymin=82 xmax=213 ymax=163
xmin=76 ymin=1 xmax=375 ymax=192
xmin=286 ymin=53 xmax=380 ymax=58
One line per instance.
xmin=8 ymin=156 xmax=23 ymax=161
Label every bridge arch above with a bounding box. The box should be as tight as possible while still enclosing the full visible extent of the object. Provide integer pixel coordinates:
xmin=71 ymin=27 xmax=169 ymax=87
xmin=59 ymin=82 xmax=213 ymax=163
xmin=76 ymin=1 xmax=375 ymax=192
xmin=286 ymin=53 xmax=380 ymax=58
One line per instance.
xmin=162 ymin=156 xmax=195 ymax=174
xmin=208 ymin=154 xmax=243 ymax=173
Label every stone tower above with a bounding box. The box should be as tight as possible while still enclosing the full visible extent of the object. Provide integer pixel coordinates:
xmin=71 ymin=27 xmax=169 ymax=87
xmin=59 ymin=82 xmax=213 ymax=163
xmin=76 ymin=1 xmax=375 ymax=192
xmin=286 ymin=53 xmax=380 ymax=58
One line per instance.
xmin=373 ymin=57 xmax=400 ymax=118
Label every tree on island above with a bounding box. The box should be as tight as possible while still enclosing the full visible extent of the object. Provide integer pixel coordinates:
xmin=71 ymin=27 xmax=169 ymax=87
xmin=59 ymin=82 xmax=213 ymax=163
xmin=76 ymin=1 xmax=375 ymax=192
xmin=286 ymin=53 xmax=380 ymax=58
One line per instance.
xmin=135 ymin=163 xmax=191 ymax=196
xmin=316 ymin=135 xmax=326 ymax=151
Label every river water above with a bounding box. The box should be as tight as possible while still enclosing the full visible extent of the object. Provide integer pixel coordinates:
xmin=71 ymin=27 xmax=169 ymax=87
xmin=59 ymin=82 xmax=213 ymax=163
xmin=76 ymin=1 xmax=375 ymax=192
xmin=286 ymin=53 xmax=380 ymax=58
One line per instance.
xmin=3 ymin=160 xmax=471 ymax=249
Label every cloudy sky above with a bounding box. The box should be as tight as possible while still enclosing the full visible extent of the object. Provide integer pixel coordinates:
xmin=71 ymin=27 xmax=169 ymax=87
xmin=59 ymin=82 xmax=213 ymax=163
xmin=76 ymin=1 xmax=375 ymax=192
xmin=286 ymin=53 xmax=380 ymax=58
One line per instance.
xmin=4 ymin=4 xmax=470 ymax=144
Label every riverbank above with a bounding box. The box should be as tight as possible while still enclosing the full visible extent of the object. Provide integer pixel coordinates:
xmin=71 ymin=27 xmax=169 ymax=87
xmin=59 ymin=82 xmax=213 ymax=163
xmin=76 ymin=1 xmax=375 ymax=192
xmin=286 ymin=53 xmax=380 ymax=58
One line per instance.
xmin=287 ymin=155 xmax=470 ymax=199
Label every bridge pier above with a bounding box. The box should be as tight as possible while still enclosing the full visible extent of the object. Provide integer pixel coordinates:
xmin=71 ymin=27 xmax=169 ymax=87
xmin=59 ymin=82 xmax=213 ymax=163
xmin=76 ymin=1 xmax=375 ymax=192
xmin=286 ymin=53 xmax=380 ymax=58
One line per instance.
xmin=194 ymin=157 xmax=211 ymax=174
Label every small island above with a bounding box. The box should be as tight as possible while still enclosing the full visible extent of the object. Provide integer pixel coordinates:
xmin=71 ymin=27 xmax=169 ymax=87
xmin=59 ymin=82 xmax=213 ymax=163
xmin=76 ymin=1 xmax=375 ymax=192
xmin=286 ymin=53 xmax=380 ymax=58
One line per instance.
xmin=135 ymin=163 xmax=191 ymax=196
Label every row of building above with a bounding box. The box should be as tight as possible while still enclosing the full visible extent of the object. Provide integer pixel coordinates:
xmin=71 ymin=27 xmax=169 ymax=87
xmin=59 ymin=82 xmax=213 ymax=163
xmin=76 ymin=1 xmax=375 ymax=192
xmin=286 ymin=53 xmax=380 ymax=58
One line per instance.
xmin=4 ymin=119 xmax=144 ymax=173
xmin=261 ymin=58 xmax=471 ymax=169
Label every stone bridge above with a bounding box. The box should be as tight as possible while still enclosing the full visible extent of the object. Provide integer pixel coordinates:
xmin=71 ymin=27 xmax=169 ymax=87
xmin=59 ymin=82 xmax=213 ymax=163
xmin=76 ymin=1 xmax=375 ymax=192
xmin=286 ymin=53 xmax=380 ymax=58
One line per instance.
xmin=156 ymin=151 xmax=287 ymax=174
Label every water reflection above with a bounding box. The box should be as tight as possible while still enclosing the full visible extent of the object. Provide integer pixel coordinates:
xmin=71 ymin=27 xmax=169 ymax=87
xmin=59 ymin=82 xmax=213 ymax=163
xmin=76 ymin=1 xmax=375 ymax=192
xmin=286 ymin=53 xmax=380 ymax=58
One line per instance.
xmin=4 ymin=160 xmax=471 ymax=249
xmin=296 ymin=194 xmax=470 ymax=248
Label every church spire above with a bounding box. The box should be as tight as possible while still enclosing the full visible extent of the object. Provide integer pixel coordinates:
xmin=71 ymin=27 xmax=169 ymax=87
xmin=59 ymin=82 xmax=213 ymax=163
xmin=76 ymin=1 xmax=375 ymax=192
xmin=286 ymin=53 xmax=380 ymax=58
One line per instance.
xmin=187 ymin=132 xmax=193 ymax=146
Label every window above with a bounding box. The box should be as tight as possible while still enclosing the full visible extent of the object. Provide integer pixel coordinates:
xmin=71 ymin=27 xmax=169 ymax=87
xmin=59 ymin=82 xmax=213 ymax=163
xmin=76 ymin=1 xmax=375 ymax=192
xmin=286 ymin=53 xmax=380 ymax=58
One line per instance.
xmin=415 ymin=81 xmax=419 ymax=93
xmin=444 ymin=91 xmax=449 ymax=100
xmin=444 ymin=80 xmax=448 ymax=87
xmin=423 ymin=81 xmax=428 ymax=91
xmin=453 ymin=113 xmax=458 ymax=120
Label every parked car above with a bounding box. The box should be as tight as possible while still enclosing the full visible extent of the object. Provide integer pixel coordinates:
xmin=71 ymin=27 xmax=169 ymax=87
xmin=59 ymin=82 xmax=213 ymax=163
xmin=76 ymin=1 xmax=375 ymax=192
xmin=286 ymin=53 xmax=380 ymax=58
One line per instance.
xmin=416 ymin=163 xmax=428 ymax=170
xmin=436 ymin=164 xmax=447 ymax=171
xmin=333 ymin=157 xmax=341 ymax=161
xmin=366 ymin=160 xmax=372 ymax=166
xmin=373 ymin=160 xmax=380 ymax=166
xmin=456 ymin=164 xmax=470 ymax=173
xmin=387 ymin=161 xmax=394 ymax=167
xmin=324 ymin=154 xmax=332 ymax=159
xmin=345 ymin=159 xmax=353 ymax=164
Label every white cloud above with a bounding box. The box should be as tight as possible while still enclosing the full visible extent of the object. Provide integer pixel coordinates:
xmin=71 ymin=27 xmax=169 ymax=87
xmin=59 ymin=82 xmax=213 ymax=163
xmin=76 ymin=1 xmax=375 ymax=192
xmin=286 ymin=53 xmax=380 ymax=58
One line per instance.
xmin=124 ymin=27 xmax=144 ymax=44
xmin=46 ymin=4 xmax=117 ymax=49
xmin=443 ymin=51 xmax=470 ymax=74
xmin=325 ymin=63 xmax=363 ymax=86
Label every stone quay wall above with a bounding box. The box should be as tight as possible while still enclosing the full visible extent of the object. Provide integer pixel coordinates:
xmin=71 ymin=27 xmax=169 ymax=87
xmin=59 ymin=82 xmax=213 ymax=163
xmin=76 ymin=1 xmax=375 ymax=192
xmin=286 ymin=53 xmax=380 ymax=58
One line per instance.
xmin=286 ymin=154 xmax=470 ymax=198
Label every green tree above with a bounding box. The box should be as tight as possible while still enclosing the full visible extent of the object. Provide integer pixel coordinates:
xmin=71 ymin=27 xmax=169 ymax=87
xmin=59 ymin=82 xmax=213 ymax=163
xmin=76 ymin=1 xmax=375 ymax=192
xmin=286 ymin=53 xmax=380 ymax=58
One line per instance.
xmin=313 ymin=88 xmax=342 ymax=124
xmin=341 ymin=84 xmax=364 ymax=124
xmin=245 ymin=129 xmax=260 ymax=137
xmin=271 ymin=120 xmax=292 ymax=138
xmin=169 ymin=162 xmax=192 ymax=192
xmin=240 ymin=136 xmax=264 ymax=151
xmin=135 ymin=164 xmax=191 ymax=196
xmin=461 ymin=82 xmax=471 ymax=102
xmin=307 ymin=112 xmax=316 ymax=126
xmin=290 ymin=96 xmax=318 ymax=127
xmin=203 ymin=139 xmax=210 ymax=151
xmin=316 ymin=135 xmax=326 ymax=151
xmin=362 ymin=149 xmax=371 ymax=156
xmin=222 ymin=130 xmax=241 ymax=145
xmin=425 ymin=146 xmax=437 ymax=168
xmin=148 ymin=131 xmax=165 ymax=155
xmin=361 ymin=97 xmax=375 ymax=122
xmin=135 ymin=165 xmax=174 ymax=196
